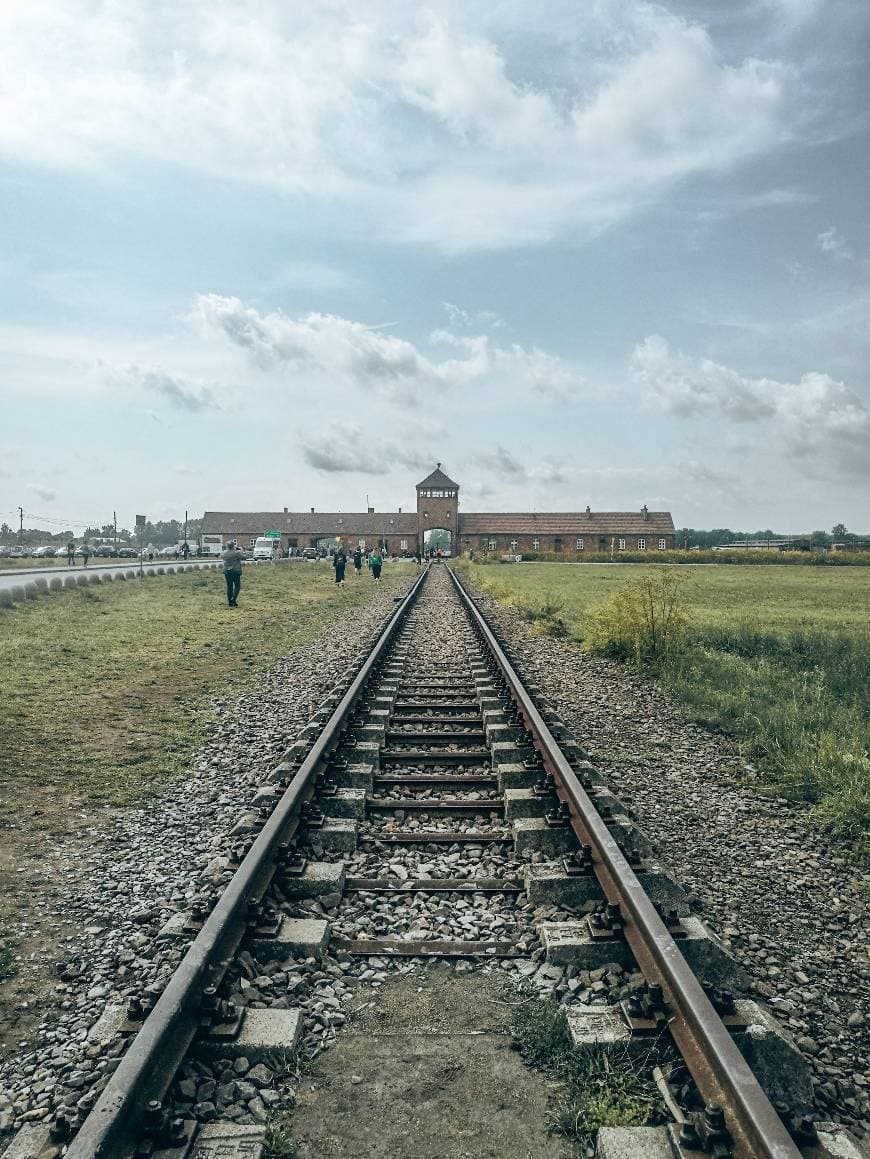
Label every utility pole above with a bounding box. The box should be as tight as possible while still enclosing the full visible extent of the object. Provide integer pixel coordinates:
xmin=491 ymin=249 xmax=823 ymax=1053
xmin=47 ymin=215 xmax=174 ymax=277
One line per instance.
xmin=184 ymin=509 xmax=188 ymax=549
xmin=18 ymin=506 xmax=24 ymax=544
xmin=113 ymin=510 xmax=118 ymax=546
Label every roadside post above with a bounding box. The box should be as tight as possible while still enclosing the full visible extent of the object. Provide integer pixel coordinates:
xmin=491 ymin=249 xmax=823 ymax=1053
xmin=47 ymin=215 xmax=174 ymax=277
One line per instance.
xmin=136 ymin=515 xmax=146 ymax=578
xmin=265 ymin=529 xmax=281 ymax=560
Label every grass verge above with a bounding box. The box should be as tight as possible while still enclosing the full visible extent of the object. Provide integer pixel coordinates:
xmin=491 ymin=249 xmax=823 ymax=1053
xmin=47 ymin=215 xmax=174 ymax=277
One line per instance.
xmin=511 ymin=991 xmax=664 ymax=1151
xmin=0 ymin=562 xmax=414 ymax=816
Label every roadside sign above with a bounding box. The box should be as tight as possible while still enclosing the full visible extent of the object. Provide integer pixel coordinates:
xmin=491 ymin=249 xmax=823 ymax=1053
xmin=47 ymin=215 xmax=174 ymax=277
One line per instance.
xmin=135 ymin=515 xmax=146 ymax=528
xmin=264 ymin=530 xmax=281 ymax=538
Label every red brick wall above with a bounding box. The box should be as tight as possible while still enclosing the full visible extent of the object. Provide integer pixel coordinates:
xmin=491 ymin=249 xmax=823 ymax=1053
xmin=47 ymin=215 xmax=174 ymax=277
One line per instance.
xmin=458 ymin=532 xmax=675 ymax=553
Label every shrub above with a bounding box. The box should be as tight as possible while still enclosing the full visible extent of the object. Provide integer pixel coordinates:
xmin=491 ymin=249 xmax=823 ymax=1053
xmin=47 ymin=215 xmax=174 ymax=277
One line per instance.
xmin=584 ymin=570 xmax=690 ymax=665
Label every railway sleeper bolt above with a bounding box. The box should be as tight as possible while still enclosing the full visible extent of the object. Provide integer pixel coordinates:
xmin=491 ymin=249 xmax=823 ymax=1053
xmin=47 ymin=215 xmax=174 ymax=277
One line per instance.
xmin=622 ymin=981 xmax=669 ymax=1031
xmin=49 ymin=1114 xmax=72 ymax=1143
xmin=787 ymin=1114 xmax=819 ymax=1146
xmin=678 ymin=1104 xmax=733 ymax=1158
xmin=563 ymin=847 xmax=593 ymax=876
xmin=125 ymin=994 xmax=146 ymax=1022
xmin=545 ymin=800 xmax=572 ymax=828
xmin=705 ymin=986 xmax=737 ymax=1017
xmin=533 ymin=772 xmax=555 ymax=798
xmin=589 ymin=901 xmax=625 ymax=936
xmin=282 ymin=853 xmax=308 ymax=876
xmin=329 ymin=757 xmax=349 ymax=772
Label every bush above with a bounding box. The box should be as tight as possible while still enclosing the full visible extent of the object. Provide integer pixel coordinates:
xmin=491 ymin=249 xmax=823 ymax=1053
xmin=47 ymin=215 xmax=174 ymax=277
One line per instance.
xmin=584 ymin=570 xmax=690 ymax=665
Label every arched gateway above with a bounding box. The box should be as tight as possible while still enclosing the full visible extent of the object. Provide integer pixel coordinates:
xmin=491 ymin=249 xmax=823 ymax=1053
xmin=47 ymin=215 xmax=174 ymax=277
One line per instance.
xmin=202 ymin=466 xmax=675 ymax=556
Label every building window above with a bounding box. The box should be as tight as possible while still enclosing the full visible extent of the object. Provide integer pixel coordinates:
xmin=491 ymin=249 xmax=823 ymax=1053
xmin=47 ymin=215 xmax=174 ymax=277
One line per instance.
xmin=532 ymin=538 xmax=540 ymax=550
xmin=618 ymin=538 xmax=626 ymax=550
xmin=400 ymin=539 xmax=408 ymax=550
xmin=658 ymin=538 xmax=667 ymax=550
xmin=488 ymin=538 xmax=497 ymax=550
xmin=509 ymin=539 xmax=518 ymax=550
xmin=638 ymin=538 xmax=646 ymax=550
xmin=576 ymin=537 xmax=584 ymax=551
xmin=554 ymin=537 xmax=563 ymax=551
xmin=358 ymin=538 xmax=366 ymax=548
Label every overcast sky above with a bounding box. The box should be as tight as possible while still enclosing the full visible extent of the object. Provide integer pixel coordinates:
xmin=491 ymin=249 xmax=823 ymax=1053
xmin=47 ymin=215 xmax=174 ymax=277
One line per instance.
xmin=2 ymin=0 xmax=868 ymax=534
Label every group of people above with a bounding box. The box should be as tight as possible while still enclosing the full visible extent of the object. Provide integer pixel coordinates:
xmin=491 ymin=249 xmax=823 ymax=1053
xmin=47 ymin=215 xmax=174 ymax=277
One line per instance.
xmin=332 ymin=545 xmax=383 ymax=586
xmin=219 ymin=539 xmax=393 ymax=607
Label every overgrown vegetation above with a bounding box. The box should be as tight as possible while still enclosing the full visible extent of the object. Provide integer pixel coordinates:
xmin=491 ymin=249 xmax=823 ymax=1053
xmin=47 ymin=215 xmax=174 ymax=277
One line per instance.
xmin=474 ymin=548 xmax=870 ymax=566
xmin=461 ymin=561 xmax=870 ymax=848
xmin=511 ymin=992 xmax=663 ymax=1150
xmin=583 ymin=570 xmax=690 ymax=665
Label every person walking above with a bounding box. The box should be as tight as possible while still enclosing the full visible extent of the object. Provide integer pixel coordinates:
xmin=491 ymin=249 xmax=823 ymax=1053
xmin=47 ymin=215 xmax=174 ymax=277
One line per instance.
xmin=181 ymin=541 xmax=190 ymax=560
xmin=369 ymin=547 xmax=383 ymax=583
xmin=221 ymin=540 xmax=244 ymax=607
xmin=352 ymin=546 xmax=362 ymax=578
xmin=66 ymin=540 xmax=76 ymax=567
xmin=81 ymin=542 xmax=90 ymax=568
xmin=414 ymin=546 xmax=422 ymax=568
xmin=333 ymin=545 xmax=347 ymax=587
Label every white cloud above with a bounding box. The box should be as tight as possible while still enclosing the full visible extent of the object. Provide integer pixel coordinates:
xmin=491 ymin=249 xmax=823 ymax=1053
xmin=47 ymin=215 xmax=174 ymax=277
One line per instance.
xmin=300 ymin=421 xmax=434 ymax=475
xmin=0 ymin=3 xmax=799 ymax=252
xmin=815 ymin=225 xmax=854 ymax=262
xmin=198 ymin=293 xmax=583 ymax=404
xmin=472 ymin=445 xmax=566 ymax=485
xmin=173 ymin=464 xmax=194 ymax=475
xmin=26 ymin=483 xmax=57 ymax=502
xmin=109 ymin=363 xmax=222 ymax=412
xmin=631 ymin=334 xmax=870 ymax=477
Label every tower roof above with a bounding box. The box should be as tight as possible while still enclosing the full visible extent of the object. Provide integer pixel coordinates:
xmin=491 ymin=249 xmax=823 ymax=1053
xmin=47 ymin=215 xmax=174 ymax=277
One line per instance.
xmin=416 ymin=463 xmax=459 ymax=490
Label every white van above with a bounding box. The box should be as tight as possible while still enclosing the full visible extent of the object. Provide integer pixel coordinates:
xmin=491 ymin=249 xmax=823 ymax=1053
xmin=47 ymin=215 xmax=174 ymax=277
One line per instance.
xmin=200 ymin=534 xmax=224 ymax=557
xmin=253 ymin=536 xmax=279 ymax=560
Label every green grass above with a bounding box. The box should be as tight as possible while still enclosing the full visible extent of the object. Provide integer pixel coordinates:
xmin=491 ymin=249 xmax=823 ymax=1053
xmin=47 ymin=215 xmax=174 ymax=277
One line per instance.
xmin=460 ymin=562 xmax=870 ymax=847
xmin=0 ymin=563 xmax=414 ymax=816
xmin=511 ymin=992 xmax=663 ymax=1149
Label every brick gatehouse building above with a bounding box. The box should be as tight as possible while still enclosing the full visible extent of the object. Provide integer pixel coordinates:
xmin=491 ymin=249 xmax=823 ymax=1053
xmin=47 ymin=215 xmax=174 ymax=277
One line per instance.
xmin=202 ymin=465 xmax=676 ymax=555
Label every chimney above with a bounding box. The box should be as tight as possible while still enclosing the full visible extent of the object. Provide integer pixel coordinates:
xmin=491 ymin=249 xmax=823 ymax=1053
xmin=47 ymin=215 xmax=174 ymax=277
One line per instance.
xmin=585 ymin=505 xmax=591 ymax=515
xmin=641 ymin=504 xmax=649 ymax=520
xmin=398 ymin=507 xmax=402 ymax=514
xmin=283 ymin=507 xmax=288 ymax=514
xmin=310 ymin=507 xmax=315 ymax=514
xmin=368 ymin=506 xmax=374 ymax=514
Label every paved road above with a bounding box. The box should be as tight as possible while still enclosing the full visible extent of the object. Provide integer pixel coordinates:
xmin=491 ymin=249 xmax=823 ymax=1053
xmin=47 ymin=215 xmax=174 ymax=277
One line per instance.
xmin=0 ymin=559 xmax=220 ymax=593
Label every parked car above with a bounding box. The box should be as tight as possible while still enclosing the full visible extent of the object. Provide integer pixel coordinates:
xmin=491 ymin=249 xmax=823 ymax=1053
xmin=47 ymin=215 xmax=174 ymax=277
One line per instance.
xmin=301 ymin=547 xmax=319 ymax=560
xmin=117 ymin=546 xmax=138 ymax=558
xmin=33 ymin=545 xmax=57 ymax=558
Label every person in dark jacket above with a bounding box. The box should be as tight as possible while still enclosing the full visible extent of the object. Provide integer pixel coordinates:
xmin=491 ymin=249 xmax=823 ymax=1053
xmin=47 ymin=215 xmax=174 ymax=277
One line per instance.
xmin=221 ymin=540 xmax=244 ymax=607
xmin=352 ymin=547 xmax=362 ymax=578
xmin=333 ymin=545 xmax=347 ymax=586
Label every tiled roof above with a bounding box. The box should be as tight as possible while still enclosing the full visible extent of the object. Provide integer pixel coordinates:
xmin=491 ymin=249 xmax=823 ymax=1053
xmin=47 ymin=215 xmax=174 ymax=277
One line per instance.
xmin=458 ymin=511 xmax=675 ymax=535
xmin=416 ymin=464 xmax=459 ymax=489
xmin=202 ymin=511 xmax=419 ymax=536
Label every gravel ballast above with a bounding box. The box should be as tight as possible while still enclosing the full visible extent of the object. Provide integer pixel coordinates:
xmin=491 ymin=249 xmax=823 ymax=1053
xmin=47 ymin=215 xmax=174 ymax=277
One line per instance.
xmin=0 ymin=574 xmax=415 ymax=1141
xmin=468 ymin=581 xmax=869 ymax=1138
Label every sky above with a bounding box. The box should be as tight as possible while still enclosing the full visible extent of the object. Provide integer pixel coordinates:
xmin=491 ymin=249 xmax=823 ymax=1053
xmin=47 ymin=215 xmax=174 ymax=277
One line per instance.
xmin=1 ymin=0 xmax=868 ymax=534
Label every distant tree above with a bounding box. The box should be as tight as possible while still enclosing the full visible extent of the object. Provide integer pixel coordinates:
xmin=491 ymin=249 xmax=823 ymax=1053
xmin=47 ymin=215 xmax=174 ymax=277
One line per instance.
xmin=832 ymin=522 xmax=848 ymax=538
xmin=0 ymin=522 xmax=11 ymax=544
xmin=810 ymin=530 xmax=832 ymax=548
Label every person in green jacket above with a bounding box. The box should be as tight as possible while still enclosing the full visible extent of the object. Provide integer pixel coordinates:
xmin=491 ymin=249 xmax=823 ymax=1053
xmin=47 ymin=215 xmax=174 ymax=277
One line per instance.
xmin=369 ymin=548 xmax=382 ymax=582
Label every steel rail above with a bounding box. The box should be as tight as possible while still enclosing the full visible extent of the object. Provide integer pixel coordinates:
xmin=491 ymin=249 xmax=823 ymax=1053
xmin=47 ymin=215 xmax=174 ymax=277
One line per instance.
xmin=67 ymin=565 xmax=429 ymax=1159
xmin=449 ymin=566 xmax=801 ymax=1159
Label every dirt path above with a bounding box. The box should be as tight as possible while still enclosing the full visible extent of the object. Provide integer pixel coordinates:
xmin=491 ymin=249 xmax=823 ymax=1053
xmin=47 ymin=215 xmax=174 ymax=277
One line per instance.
xmin=290 ymin=967 xmax=570 ymax=1159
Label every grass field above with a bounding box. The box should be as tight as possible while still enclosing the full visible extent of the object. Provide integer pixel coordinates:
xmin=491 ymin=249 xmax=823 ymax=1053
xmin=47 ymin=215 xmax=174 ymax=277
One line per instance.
xmin=461 ymin=561 xmax=870 ymax=846
xmin=0 ymin=562 xmax=414 ymax=813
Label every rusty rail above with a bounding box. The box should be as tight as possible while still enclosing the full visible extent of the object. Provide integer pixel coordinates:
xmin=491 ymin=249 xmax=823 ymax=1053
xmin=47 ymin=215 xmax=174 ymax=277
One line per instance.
xmin=66 ymin=565 xmax=429 ymax=1158
xmin=449 ymin=566 xmax=801 ymax=1159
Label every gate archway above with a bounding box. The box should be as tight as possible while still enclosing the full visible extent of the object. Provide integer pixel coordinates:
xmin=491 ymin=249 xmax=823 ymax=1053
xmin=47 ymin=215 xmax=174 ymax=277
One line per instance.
xmin=423 ymin=527 xmax=453 ymax=557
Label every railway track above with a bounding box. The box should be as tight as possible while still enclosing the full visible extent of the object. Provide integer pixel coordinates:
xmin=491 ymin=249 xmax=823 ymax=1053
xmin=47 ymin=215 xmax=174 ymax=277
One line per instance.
xmin=7 ymin=564 xmax=859 ymax=1159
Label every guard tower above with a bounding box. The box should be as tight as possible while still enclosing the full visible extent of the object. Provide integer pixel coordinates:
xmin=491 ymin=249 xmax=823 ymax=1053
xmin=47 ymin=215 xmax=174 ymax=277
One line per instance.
xmin=416 ymin=464 xmax=459 ymax=551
